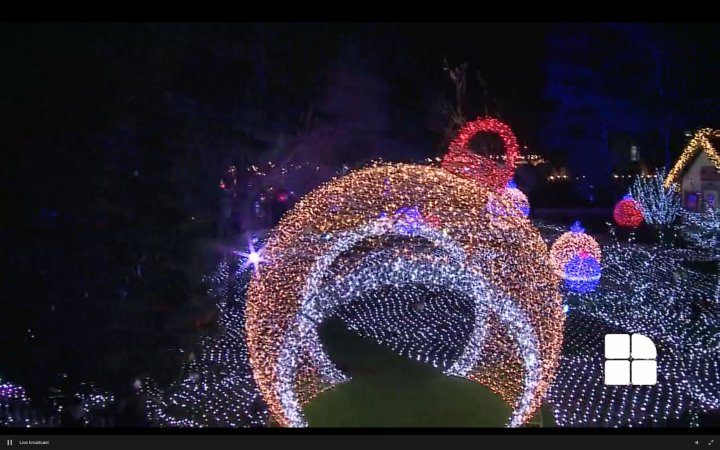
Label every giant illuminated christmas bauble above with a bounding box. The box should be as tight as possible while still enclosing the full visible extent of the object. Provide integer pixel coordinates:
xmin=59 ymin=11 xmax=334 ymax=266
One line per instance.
xmin=245 ymin=163 xmax=564 ymax=428
xmin=549 ymin=221 xmax=602 ymax=276
xmin=613 ymin=194 xmax=644 ymax=228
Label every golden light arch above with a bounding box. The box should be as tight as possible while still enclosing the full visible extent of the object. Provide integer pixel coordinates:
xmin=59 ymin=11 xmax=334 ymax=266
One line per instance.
xmin=245 ymin=163 xmax=564 ymax=427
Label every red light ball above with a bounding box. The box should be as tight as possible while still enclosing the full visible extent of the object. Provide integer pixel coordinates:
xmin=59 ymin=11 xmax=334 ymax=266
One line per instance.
xmin=613 ymin=195 xmax=644 ymax=228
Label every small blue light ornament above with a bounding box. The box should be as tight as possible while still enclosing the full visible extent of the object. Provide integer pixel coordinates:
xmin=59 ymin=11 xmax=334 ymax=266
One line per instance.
xmin=563 ymin=252 xmax=602 ymax=293
xmin=393 ymin=206 xmax=424 ymax=234
xmin=504 ymin=179 xmax=530 ymax=217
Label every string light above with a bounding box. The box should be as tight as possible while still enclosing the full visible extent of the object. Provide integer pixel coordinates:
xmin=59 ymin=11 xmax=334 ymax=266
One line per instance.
xmin=665 ymin=128 xmax=720 ymax=188
xmin=0 ymin=380 xmax=28 ymax=402
xmin=441 ymin=117 xmax=520 ymax=190
xmin=245 ymin=163 xmax=564 ymax=428
xmin=630 ymin=169 xmax=681 ymax=226
xmin=681 ymin=209 xmax=720 ymax=249
xmin=237 ymin=160 xmax=349 ymax=222
xmin=0 ymin=379 xmax=32 ymax=428
xmin=73 ymin=384 xmax=116 ymax=426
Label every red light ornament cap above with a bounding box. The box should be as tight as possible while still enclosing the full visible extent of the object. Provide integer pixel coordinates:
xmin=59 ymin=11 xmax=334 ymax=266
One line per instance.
xmin=441 ymin=116 xmax=520 ymax=190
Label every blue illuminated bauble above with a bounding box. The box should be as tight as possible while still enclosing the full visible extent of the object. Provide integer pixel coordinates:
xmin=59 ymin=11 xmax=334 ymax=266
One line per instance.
xmin=550 ymin=221 xmax=602 ymax=276
xmin=393 ymin=206 xmax=424 ymax=234
xmin=563 ymin=253 xmax=602 ymax=293
xmin=502 ymin=179 xmax=530 ymax=217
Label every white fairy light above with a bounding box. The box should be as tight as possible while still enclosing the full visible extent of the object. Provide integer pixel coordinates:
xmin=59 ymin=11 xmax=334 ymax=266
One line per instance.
xmin=630 ymin=169 xmax=682 ymax=226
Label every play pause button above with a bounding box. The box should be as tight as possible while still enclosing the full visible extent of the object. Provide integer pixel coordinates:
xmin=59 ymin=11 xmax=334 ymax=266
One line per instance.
xmin=5 ymin=440 xmax=11 ymax=446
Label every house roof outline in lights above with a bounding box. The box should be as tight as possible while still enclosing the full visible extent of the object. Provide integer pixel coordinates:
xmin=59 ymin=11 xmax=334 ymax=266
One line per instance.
xmin=665 ymin=128 xmax=720 ymax=188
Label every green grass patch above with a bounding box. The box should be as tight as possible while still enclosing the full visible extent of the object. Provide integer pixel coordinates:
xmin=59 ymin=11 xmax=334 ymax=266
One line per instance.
xmin=303 ymin=318 xmax=552 ymax=427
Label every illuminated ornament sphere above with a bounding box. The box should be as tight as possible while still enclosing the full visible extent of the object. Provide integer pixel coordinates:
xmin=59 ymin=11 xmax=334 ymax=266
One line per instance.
xmin=613 ymin=194 xmax=644 ymax=228
xmin=441 ymin=116 xmax=519 ymax=190
xmin=563 ymin=253 xmax=602 ymax=293
xmin=502 ymin=180 xmax=530 ymax=217
xmin=393 ymin=205 xmax=424 ymax=234
xmin=245 ymin=164 xmax=564 ymax=428
xmin=549 ymin=221 xmax=602 ymax=276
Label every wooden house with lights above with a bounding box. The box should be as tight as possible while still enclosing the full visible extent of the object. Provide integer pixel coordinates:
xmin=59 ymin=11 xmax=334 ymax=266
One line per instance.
xmin=664 ymin=128 xmax=720 ymax=211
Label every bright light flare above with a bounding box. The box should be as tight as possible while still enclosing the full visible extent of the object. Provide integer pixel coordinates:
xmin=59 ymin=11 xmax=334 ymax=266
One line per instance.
xmin=236 ymin=241 xmax=265 ymax=272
